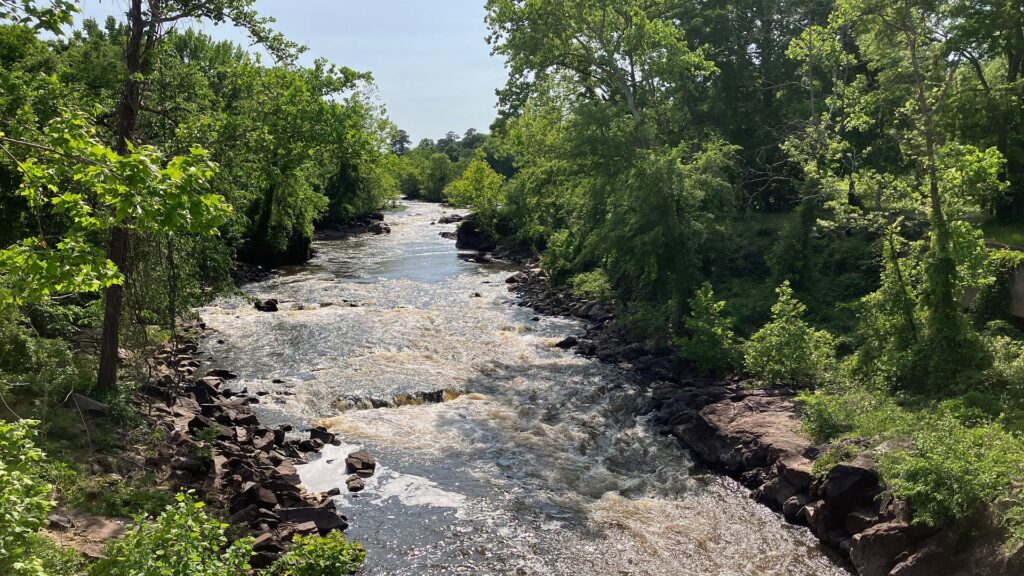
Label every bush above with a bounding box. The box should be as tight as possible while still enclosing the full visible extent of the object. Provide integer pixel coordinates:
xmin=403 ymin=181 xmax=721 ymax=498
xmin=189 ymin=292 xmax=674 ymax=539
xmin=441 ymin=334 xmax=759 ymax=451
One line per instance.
xmin=0 ymin=419 xmax=55 ymax=576
xmin=677 ymin=283 xmax=740 ymax=376
xmin=268 ymin=531 xmax=366 ymax=576
xmin=744 ymin=281 xmax=835 ymax=386
xmin=570 ymin=269 xmax=613 ymax=301
xmin=879 ymin=414 xmax=1024 ymax=535
xmin=90 ymin=494 xmax=253 ymax=576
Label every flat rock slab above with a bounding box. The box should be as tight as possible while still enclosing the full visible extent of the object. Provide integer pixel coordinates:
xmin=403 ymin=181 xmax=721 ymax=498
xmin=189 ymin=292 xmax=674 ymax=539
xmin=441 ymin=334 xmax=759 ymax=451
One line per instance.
xmin=675 ymin=391 xmax=815 ymax=473
xmin=43 ymin=510 xmax=126 ymax=559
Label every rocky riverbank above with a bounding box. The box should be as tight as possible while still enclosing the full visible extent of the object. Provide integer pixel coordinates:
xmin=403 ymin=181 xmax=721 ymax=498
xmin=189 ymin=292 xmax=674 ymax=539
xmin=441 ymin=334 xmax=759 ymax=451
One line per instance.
xmin=51 ymin=323 xmax=361 ymax=568
xmin=506 ymin=268 xmax=1023 ymax=576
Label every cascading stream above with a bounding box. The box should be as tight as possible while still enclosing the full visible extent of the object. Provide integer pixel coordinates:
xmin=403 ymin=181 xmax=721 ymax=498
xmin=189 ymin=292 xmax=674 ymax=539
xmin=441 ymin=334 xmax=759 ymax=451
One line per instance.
xmin=199 ymin=201 xmax=850 ymax=575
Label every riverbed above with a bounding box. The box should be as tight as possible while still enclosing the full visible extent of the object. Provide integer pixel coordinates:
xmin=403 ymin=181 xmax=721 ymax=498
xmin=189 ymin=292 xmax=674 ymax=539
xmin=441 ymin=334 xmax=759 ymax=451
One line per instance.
xmin=199 ymin=200 xmax=849 ymax=575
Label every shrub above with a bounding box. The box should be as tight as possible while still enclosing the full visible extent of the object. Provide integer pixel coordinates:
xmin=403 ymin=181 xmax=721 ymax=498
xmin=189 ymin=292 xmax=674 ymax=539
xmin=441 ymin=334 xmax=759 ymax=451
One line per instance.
xmin=90 ymin=494 xmax=253 ymax=576
xmin=878 ymin=414 xmax=1024 ymax=534
xmin=0 ymin=419 xmax=55 ymax=576
xmin=677 ymin=283 xmax=740 ymax=376
xmin=570 ymin=269 xmax=613 ymax=301
xmin=268 ymin=531 xmax=366 ymax=576
xmin=744 ymin=281 xmax=835 ymax=386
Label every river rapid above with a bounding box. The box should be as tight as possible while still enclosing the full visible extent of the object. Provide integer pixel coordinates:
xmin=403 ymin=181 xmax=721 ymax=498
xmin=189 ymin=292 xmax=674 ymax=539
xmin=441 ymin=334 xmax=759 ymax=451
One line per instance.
xmin=199 ymin=200 xmax=849 ymax=575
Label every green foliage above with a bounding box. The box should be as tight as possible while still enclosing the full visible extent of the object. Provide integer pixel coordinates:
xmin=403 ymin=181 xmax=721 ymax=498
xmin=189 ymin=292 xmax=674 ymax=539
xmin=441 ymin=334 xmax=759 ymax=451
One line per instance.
xmin=268 ymin=531 xmax=366 ymax=576
xmin=569 ymin=270 xmax=612 ymax=301
xmin=90 ymin=493 xmax=253 ymax=576
xmin=879 ymin=415 xmax=1024 ymax=532
xmin=0 ymin=420 xmax=55 ymax=576
xmin=443 ymin=149 xmax=505 ymax=235
xmin=744 ymin=281 xmax=835 ymax=386
xmin=677 ymin=283 xmax=740 ymax=376
xmin=0 ymin=113 xmax=230 ymax=305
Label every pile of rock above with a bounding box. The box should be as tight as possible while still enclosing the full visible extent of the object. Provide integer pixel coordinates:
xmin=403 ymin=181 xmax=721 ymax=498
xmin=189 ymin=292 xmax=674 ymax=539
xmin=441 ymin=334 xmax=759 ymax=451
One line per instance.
xmin=142 ymin=333 xmax=351 ymax=568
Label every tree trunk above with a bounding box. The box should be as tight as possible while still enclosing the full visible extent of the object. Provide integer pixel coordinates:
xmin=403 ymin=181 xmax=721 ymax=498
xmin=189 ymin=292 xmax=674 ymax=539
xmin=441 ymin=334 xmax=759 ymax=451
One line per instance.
xmin=97 ymin=0 xmax=149 ymax=390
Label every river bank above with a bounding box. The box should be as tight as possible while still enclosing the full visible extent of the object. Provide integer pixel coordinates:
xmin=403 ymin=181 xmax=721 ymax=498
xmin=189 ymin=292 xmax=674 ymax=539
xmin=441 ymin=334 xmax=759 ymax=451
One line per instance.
xmin=506 ymin=267 xmax=1024 ymax=576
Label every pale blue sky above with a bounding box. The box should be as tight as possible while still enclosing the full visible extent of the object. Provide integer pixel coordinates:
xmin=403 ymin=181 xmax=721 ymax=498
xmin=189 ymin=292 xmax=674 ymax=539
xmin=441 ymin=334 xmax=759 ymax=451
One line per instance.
xmin=76 ymin=0 xmax=507 ymax=141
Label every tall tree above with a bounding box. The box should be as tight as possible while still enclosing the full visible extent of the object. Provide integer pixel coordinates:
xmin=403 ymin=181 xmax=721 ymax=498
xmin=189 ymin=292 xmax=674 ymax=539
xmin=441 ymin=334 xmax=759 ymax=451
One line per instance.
xmin=95 ymin=0 xmax=299 ymax=390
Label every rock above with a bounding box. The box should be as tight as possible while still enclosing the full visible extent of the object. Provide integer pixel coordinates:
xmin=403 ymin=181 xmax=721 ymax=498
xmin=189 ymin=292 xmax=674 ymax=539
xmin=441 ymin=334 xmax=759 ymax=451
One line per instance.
xmin=48 ymin=513 xmax=75 ymax=531
xmin=170 ymin=456 xmax=208 ymax=474
xmin=889 ymin=542 xmax=955 ymax=576
xmin=252 ymin=532 xmax=285 ymax=553
xmin=276 ymin=506 xmax=348 ymax=535
xmin=776 ymin=455 xmax=814 ymax=490
xmin=309 ymin=427 xmax=340 ymax=446
xmin=440 ymin=231 xmax=457 ymax=240
xmin=254 ymin=299 xmax=279 ymax=312
xmin=850 ymin=521 xmax=937 ymax=576
xmin=298 ymin=438 xmax=324 ymax=453
xmin=345 ymin=449 xmax=376 ymax=476
xmin=206 ymin=369 xmax=239 ymax=380
xmin=822 ymin=454 xmax=881 ymax=513
xmin=555 ymin=336 xmax=579 ymax=349
xmin=346 ymin=475 xmax=365 ymax=492
xmin=438 ymin=214 xmax=464 ymax=224
xmin=231 ymin=482 xmax=279 ymax=512
xmin=67 ymin=393 xmax=110 ymax=415
xmin=275 ymin=462 xmax=301 ymax=484
xmin=369 ymin=222 xmax=391 ymax=235
xmin=846 ymin=508 xmax=880 ymax=535
xmin=326 ymin=487 xmax=341 ymax=497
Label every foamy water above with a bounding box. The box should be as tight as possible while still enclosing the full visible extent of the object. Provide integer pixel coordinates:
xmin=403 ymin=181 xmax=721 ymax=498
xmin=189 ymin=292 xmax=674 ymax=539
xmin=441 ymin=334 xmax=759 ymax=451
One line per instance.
xmin=199 ymin=201 xmax=849 ymax=575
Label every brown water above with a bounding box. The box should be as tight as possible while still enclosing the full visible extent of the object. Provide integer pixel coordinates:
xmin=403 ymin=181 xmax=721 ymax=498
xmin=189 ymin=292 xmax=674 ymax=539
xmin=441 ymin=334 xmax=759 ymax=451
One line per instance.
xmin=199 ymin=200 xmax=849 ymax=575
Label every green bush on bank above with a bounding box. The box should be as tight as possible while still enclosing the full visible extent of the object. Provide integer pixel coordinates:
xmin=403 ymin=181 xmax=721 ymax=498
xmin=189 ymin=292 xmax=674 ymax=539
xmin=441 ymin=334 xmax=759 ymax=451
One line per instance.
xmin=0 ymin=420 xmax=55 ymax=576
xmin=677 ymin=283 xmax=740 ymax=376
xmin=268 ymin=532 xmax=366 ymax=576
xmin=90 ymin=494 xmax=253 ymax=576
xmin=799 ymin=387 xmax=1024 ymax=540
xmin=744 ymin=281 xmax=835 ymax=387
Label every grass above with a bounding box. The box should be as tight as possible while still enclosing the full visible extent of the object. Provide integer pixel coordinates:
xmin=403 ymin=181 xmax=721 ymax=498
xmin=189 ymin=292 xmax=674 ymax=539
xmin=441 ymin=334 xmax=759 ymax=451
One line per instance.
xmin=982 ymin=219 xmax=1024 ymax=248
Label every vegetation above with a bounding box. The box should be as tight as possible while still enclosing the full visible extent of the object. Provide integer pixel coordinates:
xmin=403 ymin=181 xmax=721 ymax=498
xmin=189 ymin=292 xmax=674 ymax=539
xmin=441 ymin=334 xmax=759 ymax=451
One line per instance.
xmin=2 ymin=0 xmax=1024 ymax=569
xmin=89 ymin=495 xmax=254 ymax=576
xmin=480 ymin=0 xmax=1024 ymax=548
xmin=268 ymin=532 xmax=365 ymax=576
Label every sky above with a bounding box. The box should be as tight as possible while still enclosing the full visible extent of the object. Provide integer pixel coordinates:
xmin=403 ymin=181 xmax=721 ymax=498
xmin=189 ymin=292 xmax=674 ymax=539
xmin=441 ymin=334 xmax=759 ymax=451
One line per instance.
xmin=75 ymin=0 xmax=508 ymax=142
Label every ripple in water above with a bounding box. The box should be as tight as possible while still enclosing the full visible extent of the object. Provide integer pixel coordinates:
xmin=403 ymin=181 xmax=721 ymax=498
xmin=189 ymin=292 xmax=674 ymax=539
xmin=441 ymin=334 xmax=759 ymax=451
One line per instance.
xmin=199 ymin=201 xmax=850 ymax=575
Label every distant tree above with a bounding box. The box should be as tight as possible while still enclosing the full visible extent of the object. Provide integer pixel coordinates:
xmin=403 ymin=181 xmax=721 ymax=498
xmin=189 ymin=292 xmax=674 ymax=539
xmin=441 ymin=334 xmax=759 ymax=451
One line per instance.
xmin=391 ymin=129 xmax=411 ymax=156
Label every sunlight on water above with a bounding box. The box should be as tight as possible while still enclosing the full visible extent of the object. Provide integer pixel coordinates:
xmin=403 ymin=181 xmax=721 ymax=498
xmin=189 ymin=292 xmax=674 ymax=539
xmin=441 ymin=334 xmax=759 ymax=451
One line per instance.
xmin=200 ymin=201 xmax=850 ymax=575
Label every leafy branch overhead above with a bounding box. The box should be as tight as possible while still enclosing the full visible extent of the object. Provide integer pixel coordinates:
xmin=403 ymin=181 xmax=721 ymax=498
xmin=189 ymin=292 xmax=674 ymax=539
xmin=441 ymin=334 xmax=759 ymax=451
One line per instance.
xmin=0 ymin=114 xmax=230 ymax=304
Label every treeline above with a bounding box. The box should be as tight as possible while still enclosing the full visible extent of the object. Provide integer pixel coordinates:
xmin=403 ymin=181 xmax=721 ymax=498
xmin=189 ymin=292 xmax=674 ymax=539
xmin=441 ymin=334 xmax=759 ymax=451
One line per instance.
xmin=390 ymin=128 xmax=511 ymax=201
xmin=456 ymin=0 xmax=1024 ymax=551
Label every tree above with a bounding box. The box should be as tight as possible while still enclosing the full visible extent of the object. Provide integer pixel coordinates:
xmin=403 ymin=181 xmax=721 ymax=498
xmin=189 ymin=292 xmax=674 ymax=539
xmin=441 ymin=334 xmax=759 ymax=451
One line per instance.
xmin=444 ymin=149 xmax=505 ymax=234
xmin=390 ymin=129 xmax=411 ymax=156
xmin=92 ymin=0 xmax=300 ymax=390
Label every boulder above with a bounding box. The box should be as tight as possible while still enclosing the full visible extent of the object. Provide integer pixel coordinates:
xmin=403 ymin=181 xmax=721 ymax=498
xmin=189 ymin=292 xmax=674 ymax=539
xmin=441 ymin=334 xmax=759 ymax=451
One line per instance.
xmin=555 ymin=336 xmax=579 ymax=349
xmin=346 ymin=475 xmax=366 ymax=492
xmin=850 ymin=521 xmax=937 ymax=576
xmin=254 ymin=299 xmax=279 ymax=312
xmin=309 ymin=427 xmax=340 ymax=446
xmin=206 ymin=368 xmax=239 ymax=380
xmin=345 ymin=449 xmax=376 ymax=476
xmin=822 ymin=455 xmax=881 ymax=513
xmin=276 ymin=506 xmax=348 ymax=535
xmin=438 ymin=214 xmax=464 ymax=224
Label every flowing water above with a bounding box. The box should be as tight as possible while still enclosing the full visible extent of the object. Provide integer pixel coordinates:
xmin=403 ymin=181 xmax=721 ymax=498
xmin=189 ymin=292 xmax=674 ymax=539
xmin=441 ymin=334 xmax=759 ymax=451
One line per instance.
xmin=199 ymin=200 xmax=849 ymax=575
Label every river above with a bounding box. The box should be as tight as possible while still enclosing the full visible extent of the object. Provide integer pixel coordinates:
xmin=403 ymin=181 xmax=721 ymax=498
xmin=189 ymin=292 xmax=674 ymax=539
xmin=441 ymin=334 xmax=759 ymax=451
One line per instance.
xmin=199 ymin=200 xmax=849 ymax=575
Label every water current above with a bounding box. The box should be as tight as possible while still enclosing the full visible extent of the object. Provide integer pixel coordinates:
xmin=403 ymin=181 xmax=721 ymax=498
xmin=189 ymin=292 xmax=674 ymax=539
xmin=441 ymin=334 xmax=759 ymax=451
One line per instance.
xmin=199 ymin=200 xmax=850 ymax=575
